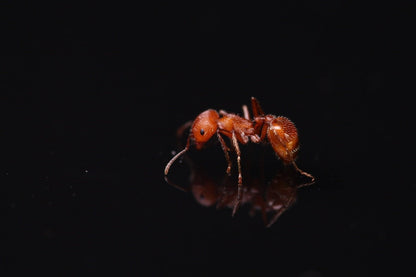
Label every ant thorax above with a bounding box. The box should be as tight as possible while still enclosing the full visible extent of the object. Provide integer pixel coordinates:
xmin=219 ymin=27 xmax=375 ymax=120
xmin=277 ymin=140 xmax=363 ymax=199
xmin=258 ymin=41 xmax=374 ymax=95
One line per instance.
xmin=218 ymin=114 xmax=255 ymax=137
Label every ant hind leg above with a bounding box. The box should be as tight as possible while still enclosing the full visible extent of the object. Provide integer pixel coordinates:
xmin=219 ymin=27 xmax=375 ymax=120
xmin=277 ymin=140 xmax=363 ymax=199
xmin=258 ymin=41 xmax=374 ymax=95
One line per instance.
xmin=292 ymin=161 xmax=315 ymax=184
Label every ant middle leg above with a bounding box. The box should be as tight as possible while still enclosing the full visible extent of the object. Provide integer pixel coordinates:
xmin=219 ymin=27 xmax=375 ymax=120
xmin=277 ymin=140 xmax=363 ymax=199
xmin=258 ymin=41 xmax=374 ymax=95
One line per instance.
xmin=217 ymin=130 xmax=232 ymax=175
xmin=231 ymin=131 xmax=243 ymax=216
xmin=251 ymin=120 xmax=266 ymax=143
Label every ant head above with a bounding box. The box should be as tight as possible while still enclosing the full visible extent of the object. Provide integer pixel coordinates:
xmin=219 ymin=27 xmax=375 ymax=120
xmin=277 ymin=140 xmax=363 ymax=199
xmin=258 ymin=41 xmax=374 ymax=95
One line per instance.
xmin=191 ymin=109 xmax=219 ymax=149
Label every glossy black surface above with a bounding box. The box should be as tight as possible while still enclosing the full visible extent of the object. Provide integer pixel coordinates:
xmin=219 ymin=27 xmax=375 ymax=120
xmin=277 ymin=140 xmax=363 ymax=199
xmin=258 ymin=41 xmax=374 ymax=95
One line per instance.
xmin=3 ymin=3 xmax=413 ymax=276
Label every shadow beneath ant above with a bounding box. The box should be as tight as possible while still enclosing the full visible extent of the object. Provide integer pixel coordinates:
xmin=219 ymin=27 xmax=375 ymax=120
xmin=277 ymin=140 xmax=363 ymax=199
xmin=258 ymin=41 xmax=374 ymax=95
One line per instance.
xmin=165 ymin=151 xmax=314 ymax=228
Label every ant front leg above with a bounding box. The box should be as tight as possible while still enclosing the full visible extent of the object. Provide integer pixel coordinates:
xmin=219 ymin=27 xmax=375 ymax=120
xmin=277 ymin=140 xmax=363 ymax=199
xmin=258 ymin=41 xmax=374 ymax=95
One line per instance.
xmin=217 ymin=130 xmax=232 ymax=175
xmin=231 ymin=131 xmax=243 ymax=216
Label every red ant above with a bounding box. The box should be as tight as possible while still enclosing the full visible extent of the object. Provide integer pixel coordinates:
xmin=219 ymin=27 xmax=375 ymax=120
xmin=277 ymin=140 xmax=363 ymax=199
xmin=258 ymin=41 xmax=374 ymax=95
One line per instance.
xmin=164 ymin=97 xmax=314 ymax=215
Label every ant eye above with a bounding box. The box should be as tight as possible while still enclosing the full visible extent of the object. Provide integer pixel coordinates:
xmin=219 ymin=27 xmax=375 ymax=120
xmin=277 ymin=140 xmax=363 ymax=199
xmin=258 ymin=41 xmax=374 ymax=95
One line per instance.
xmin=200 ymin=129 xmax=205 ymax=136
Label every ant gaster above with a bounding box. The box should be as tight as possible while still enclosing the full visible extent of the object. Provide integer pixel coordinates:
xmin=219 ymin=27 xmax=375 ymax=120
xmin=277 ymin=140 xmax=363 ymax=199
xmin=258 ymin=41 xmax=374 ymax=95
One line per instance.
xmin=164 ymin=97 xmax=314 ymax=215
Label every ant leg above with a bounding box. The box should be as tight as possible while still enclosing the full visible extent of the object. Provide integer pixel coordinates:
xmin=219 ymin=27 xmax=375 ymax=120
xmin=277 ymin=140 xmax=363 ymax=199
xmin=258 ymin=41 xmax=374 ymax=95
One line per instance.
xmin=292 ymin=161 xmax=315 ymax=183
xmin=273 ymin=132 xmax=315 ymax=183
xmin=231 ymin=131 xmax=243 ymax=216
xmin=251 ymin=121 xmax=267 ymax=143
xmin=259 ymin=123 xmax=268 ymax=141
xmin=242 ymin=105 xmax=250 ymax=120
xmin=217 ymin=130 xmax=232 ymax=175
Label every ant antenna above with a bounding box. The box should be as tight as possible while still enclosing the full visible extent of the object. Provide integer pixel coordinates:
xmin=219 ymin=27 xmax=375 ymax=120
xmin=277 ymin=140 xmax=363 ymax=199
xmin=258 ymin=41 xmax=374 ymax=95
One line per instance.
xmin=164 ymin=148 xmax=188 ymax=175
xmin=164 ymin=136 xmax=191 ymax=175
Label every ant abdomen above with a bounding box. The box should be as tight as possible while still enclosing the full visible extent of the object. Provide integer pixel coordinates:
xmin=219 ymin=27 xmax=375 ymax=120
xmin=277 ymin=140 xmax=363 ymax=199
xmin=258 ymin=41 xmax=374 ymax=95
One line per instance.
xmin=267 ymin=116 xmax=299 ymax=163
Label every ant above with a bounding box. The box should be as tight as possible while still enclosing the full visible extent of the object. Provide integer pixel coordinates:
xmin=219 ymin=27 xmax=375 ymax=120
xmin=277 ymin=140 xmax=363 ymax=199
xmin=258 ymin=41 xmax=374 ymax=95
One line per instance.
xmin=164 ymin=97 xmax=315 ymax=215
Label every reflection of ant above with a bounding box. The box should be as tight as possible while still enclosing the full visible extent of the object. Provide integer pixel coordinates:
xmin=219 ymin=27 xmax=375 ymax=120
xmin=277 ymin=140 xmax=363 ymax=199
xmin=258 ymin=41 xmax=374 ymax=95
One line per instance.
xmin=164 ymin=97 xmax=314 ymax=215
xmin=165 ymin=158 xmax=313 ymax=228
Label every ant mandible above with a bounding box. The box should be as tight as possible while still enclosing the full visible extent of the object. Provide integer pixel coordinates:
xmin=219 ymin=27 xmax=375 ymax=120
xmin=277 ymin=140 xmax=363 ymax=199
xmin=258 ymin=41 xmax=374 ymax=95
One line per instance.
xmin=164 ymin=97 xmax=315 ymax=215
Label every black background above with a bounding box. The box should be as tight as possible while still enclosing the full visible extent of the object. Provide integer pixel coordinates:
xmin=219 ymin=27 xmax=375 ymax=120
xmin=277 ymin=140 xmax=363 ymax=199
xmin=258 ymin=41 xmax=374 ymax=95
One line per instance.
xmin=3 ymin=2 xmax=414 ymax=276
